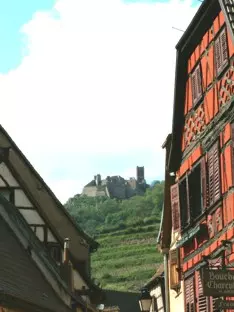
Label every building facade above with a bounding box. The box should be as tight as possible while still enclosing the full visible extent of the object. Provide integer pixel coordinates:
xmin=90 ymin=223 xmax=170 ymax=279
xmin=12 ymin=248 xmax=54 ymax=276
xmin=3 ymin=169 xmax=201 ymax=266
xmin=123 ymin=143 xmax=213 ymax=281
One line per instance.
xmin=0 ymin=125 xmax=104 ymax=311
xmin=159 ymin=0 xmax=234 ymax=311
xmin=144 ymin=264 xmax=165 ymax=312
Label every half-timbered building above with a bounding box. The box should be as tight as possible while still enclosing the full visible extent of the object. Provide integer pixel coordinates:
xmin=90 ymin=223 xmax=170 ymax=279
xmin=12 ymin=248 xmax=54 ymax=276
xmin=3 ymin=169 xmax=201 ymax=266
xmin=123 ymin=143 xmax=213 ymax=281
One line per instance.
xmin=159 ymin=0 xmax=234 ymax=311
xmin=0 ymin=191 xmax=93 ymax=312
xmin=0 ymin=125 xmax=103 ymax=307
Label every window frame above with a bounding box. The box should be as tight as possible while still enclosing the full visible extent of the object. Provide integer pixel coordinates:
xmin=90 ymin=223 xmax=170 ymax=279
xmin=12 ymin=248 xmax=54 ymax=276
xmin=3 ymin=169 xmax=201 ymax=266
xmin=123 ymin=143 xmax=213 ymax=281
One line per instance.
xmin=178 ymin=158 xmax=205 ymax=231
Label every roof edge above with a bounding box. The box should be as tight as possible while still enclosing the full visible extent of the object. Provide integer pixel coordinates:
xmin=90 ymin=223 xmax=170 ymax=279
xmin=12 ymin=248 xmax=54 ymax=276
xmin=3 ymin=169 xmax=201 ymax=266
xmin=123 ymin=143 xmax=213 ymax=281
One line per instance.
xmin=0 ymin=124 xmax=98 ymax=249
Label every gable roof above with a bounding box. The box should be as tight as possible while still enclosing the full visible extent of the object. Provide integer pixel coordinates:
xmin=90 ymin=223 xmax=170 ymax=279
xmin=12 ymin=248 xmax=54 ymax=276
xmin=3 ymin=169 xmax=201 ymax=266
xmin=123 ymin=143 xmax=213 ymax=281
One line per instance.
xmin=144 ymin=263 xmax=164 ymax=289
xmin=0 ymin=194 xmax=74 ymax=312
xmin=168 ymin=0 xmax=234 ymax=172
xmin=0 ymin=125 xmax=100 ymax=289
xmin=104 ymin=290 xmax=140 ymax=312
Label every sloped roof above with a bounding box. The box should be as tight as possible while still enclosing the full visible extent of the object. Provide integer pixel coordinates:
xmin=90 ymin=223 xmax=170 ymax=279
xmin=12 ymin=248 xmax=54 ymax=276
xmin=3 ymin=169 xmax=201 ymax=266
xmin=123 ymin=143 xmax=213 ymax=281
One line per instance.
xmin=169 ymin=0 xmax=234 ymax=171
xmin=0 ymin=194 xmax=73 ymax=312
xmin=104 ymin=290 xmax=140 ymax=312
xmin=1 ymin=124 xmax=98 ymax=248
xmin=144 ymin=264 xmax=164 ymax=289
xmin=0 ymin=193 xmax=102 ymax=312
xmin=0 ymin=125 xmax=100 ymax=291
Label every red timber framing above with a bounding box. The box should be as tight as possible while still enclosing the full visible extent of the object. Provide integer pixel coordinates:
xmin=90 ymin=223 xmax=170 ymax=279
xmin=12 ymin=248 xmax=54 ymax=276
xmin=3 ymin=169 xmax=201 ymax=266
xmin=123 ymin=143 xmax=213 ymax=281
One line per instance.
xmin=168 ymin=0 xmax=234 ymax=311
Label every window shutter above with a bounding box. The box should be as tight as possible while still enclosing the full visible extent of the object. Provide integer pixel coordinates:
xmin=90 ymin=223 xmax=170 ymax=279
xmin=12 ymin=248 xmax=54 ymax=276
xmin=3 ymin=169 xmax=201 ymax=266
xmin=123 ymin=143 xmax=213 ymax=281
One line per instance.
xmin=170 ymin=184 xmax=181 ymax=232
xmin=215 ymin=28 xmax=229 ymax=76
xmin=185 ymin=277 xmax=195 ymax=312
xmin=169 ymin=249 xmax=181 ymax=289
xmin=196 ymin=66 xmax=202 ymax=101
xmin=213 ymin=143 xmax=221 ymax=203
xmin=191 ymin=72 xmax=198 ymax=104
xmin=214 ymin=37 xmax=222 ymax=75
xmin=197 ymin=271 xmax=208 ymax=312
xmin=208 ymin=142 xmax=220 ymax=205
xmin=191 ymin=65 xmax=202 ymax=105
xmin=201 ymin=157 xmax=208 ymax=209
xmin=186 ymin=175 xmax=190 ymax=224
xmin=220 ymin=28 xmax=228 ymax=68
xmin=231 ymin=123 xmax=234 ymax=186
xmin=209 ymin=257 xmax=222 ymax=312
xmin=208 ymin=148 xmax=214 ymax=206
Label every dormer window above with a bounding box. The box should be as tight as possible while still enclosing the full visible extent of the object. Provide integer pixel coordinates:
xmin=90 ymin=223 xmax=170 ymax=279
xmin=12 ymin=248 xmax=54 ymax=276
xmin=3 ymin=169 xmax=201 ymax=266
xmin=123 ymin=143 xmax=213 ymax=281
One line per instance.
xmin=214 ymin=27 xmax=228 ymax=76
xmin=191 ymin=64 xmax=203 ymax=106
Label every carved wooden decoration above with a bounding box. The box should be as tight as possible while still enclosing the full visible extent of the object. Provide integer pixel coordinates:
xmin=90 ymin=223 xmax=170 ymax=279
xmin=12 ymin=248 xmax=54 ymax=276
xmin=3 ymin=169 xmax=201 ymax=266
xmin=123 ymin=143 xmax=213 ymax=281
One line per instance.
xmin=218 ymin=59 xmax=234 ymax=107
xmin=184 ymin=104 xmax=206 ymax=148
xmin=215 ymin=207 xmax=222 ymax=232
xmin=207 ymin=214 xmax=214 ymax=238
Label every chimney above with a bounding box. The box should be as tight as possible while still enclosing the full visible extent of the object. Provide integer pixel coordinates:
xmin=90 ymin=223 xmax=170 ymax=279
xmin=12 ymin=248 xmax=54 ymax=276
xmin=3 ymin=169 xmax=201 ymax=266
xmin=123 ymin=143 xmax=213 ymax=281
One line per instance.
xmin=63 ymin=237 xmax=70 ymax=263
xmin=61 ymin=238 xmax=74 ymax=292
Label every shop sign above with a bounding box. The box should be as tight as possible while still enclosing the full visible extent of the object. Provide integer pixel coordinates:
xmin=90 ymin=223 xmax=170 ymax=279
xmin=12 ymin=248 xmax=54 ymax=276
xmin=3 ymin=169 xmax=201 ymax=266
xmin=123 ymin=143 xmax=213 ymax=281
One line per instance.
xmin=201 ymin=268 xmax=234 ymax=296
xmin=214 ymin=299 xmax=234 ymax=310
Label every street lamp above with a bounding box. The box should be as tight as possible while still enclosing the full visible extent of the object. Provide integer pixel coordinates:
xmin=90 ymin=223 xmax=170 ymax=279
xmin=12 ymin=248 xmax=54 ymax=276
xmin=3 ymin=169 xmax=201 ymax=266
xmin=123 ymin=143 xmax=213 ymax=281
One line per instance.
xmin=139 ymin=288 xmax=152 ymax=312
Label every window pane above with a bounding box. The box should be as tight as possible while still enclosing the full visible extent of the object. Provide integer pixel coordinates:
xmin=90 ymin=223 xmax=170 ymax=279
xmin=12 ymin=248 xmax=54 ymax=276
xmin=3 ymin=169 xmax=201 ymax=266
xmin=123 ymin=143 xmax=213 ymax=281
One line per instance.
xmin=0 ymin=189 xmax=11 ymax=201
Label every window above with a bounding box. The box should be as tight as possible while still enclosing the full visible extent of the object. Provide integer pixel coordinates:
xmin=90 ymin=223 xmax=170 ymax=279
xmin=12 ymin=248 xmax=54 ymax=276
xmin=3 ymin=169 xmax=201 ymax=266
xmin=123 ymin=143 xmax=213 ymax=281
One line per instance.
xmin=188 ymin=164 xmax=202 ymax=220
xmin=169 ymin=249 xmax=181 ymax=290
xmin=207 ymin=142 xmax=221 ymax=206
xmin=170 ymin=184 xmax=180 ymax=232
xmin=185 ymin=276 xmax=195 ymax=312
xmin=0 ymin=188 xmax=14 ymax=203
xmin=191 ymin=64 xmax=203 ymax=106
xmin=178 ymin=159 xmax=206 ymax=230
xmin=214 ymin=28 xmax=228 ymax=76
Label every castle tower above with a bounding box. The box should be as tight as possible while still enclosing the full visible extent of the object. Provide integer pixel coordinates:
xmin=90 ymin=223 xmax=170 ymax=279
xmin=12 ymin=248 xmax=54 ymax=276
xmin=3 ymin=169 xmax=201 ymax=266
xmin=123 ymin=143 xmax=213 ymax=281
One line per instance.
xmin=136 ymin=166 xmax=144 ymax=183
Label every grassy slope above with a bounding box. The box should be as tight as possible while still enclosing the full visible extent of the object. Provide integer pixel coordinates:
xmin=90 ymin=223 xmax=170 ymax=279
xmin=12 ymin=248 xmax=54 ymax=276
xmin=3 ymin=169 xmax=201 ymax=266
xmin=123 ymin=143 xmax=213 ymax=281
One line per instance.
xmin=65 ymin=181 xmax=164 ymax=292
xmin=91 ymin=223 xmax=163 ymax=292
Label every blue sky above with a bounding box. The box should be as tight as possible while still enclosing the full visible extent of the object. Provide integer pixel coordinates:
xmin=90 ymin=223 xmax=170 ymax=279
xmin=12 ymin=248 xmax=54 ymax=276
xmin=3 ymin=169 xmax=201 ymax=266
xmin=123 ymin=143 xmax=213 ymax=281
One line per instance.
xmin=0 ymin=0 xmax=56 ymax=73
xmin=0 ymin=0 xmax=200 ymax=202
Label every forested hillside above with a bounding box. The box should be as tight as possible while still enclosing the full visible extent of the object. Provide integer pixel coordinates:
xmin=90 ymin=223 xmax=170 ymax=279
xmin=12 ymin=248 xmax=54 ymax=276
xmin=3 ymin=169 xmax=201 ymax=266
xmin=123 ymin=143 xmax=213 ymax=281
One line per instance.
xmin=65 ymin=181 xmax=164 ymax=291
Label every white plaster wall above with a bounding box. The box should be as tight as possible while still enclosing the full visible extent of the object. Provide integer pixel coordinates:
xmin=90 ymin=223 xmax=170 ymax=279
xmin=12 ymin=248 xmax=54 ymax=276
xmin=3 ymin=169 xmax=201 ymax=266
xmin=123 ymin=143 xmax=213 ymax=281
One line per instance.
xmin=35 ymin=226 xmax=44 ymax=241
xmin=0 ymin=162 xmax=19 ymax=186
xmin=0 ymin=176 xmax=6 ymax=186
xmin=169 ymin=281 xmax=184 ymax=312
xmin=14 ymin=189 xmax=33 ymax=207
xmin=169 ymin=231 xmax=184 ymax=312
xmin=73 ymin=269 xmax=88 ymax=290
xmin=150 ymin=286 xmax=164 ymax=312
xmin=19 ymin=209 xmax=45 ymax=224
xmin=47 ymin=229 xmax=57 ymax=242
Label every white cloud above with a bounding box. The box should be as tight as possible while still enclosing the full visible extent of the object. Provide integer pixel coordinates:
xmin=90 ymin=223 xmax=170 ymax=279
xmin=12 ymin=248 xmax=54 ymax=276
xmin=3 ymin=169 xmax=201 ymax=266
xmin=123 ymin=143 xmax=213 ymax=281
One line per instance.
xmin=0 ymin=0 xmax=199 ymax=202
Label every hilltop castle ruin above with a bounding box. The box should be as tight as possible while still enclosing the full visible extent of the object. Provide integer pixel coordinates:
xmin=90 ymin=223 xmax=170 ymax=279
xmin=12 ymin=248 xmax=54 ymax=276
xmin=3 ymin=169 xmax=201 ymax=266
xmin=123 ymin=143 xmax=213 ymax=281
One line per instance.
xmin=82 ymin=166 xmax=149 ymax=199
